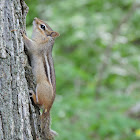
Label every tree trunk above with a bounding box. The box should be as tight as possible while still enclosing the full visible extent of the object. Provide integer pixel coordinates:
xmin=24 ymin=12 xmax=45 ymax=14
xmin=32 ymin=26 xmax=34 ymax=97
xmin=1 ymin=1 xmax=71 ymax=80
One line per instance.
xmin=0 ymin=0 xmax=50 ymax=140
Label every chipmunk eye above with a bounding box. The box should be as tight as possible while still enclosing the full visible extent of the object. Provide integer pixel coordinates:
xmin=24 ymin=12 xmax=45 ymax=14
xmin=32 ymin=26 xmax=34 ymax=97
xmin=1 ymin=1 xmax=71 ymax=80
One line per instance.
xmin=40 ymin=24 xmax=45 ymax=30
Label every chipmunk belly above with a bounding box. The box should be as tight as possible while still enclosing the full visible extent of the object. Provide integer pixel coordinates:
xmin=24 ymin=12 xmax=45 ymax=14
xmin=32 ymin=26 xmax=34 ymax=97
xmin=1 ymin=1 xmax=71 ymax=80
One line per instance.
xmin=36 ymin=81 xmax=54 ymax=110
xmin=31 ymin=56 xmax=47 ymax=82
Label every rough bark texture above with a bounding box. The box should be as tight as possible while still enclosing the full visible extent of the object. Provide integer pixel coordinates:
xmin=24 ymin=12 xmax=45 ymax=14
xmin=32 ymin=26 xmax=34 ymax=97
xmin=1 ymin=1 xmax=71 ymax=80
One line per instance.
xmin=0 ymin=0 xmax=50 ymax=140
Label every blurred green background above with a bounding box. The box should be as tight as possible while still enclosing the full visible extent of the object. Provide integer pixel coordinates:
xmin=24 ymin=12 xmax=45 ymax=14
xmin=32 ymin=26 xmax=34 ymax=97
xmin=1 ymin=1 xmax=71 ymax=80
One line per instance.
xmin=25 ymin=0 xmax=140 ymax=139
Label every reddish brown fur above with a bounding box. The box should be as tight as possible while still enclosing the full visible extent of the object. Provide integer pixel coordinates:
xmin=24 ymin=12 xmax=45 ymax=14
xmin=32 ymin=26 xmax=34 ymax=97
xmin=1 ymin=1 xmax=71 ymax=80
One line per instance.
xmin=23 ymin=17 xmax=59 ymax=139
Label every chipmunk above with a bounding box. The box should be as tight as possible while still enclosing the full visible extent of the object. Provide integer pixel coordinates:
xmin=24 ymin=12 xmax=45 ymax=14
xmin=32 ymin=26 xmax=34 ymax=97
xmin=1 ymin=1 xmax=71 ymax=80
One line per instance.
xmin=22 ymin=17 xmax=59 ymax=139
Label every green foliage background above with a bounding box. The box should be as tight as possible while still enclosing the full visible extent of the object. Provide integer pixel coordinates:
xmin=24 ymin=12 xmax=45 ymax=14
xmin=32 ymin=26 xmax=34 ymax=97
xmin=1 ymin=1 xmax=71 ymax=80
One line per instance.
xmin=25 ymin=0 xmax=140 ymax=139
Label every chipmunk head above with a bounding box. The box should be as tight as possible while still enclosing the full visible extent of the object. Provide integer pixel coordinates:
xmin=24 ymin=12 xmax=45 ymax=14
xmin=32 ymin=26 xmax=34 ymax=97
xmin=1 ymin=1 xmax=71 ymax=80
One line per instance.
xmin=32 ymin=17 xmax=60 ymax=43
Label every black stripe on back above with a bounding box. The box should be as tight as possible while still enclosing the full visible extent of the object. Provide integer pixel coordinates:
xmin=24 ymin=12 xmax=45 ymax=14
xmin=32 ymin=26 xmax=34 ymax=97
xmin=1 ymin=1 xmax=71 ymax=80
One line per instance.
xmin=43 ymin=57 xmax=49 ymax=82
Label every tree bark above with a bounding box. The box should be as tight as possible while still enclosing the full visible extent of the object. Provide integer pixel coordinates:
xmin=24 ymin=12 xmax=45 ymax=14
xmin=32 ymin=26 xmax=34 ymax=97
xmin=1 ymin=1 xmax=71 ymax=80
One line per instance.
xmin=0 ymin=0 xmax=50 ymax=140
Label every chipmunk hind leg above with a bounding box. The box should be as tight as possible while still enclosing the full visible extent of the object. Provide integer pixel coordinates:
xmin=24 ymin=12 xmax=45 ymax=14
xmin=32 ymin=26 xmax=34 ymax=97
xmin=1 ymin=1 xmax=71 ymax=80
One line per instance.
xmin=29 ymin=90 xmax=38 ymax=104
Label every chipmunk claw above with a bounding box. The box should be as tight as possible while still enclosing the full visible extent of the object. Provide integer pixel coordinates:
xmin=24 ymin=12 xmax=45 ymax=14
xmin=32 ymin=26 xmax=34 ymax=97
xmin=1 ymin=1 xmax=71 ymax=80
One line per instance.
xmin=20 ymin=29 xmax=26 ymax=36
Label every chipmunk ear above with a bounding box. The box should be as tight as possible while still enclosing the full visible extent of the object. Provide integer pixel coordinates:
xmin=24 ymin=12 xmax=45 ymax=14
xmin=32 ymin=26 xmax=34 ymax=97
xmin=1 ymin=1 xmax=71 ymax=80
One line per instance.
xmin=50 ymin=31 xmax=60 ymax=38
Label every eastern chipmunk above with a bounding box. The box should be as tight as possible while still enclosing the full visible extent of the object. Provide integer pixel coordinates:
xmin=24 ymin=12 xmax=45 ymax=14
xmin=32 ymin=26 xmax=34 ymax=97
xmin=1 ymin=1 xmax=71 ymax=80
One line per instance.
xmin=22 ymin=17 xmax=59 ymax=139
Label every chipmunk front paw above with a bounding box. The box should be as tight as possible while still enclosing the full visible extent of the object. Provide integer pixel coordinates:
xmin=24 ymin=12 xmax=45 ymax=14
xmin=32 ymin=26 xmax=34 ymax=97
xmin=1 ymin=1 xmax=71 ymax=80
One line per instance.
xmin=20 ymin=29 xmax=26 ymax=36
